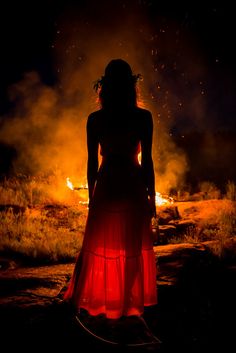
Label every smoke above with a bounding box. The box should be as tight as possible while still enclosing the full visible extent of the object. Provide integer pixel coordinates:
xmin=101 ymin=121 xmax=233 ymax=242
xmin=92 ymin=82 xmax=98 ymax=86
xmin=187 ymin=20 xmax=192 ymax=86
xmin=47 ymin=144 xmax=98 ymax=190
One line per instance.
xmin=0 ymin=0 xmax=210 ymax=194
xmin=0 ymin=71 xmax=88 ymax=182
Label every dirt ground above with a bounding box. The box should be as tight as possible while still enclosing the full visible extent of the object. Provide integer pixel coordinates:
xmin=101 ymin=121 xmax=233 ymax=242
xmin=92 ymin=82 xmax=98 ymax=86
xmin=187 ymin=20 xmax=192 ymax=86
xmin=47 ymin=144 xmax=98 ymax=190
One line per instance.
xmin=0 ymin=241 xmax=235 ymax=353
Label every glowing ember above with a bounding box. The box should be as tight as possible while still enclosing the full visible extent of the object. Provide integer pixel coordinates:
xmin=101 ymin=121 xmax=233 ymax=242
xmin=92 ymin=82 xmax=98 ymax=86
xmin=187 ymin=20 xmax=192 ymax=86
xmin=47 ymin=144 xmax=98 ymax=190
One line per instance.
xmin=155 ymin=192 xmax=174 ymax=206
xmin=79 ymin=200 xmax=89 ymax=206
xmin=138 ymin=151 xmax=142 ymax=165
xmin=66 ymin=178 xmax=88 ymax=191
xmin=66 ymin=177 xmax=74 ymax=191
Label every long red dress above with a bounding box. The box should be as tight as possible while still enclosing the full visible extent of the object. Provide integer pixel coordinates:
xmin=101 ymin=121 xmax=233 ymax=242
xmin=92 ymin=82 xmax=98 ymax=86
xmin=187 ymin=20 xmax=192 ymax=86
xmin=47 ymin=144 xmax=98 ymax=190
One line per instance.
xmin=64 ymin=110 xmax=157 ymax=319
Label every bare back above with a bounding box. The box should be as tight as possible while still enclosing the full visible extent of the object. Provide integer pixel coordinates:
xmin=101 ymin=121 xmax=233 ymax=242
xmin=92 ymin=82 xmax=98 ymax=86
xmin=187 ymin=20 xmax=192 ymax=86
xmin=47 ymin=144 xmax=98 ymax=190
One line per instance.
xmin=87 ymin=107 xmax=155 ymax=204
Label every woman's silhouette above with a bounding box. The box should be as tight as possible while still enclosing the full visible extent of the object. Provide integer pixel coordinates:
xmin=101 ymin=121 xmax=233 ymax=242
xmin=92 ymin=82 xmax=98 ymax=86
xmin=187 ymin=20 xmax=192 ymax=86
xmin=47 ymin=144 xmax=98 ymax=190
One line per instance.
xmin=64 ymin=59 xmax=157 ymax=319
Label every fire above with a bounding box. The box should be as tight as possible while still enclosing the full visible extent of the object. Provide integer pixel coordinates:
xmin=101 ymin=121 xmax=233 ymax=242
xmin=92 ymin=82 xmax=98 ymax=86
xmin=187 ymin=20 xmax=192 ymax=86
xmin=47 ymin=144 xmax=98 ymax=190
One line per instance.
xmin=155 ymin=192 xmax=174 ymax=206
xmin=66 ymin=178 xmax=173 ymax=207
xmin=66 ymin=177 xmax=74 ymax=190
xmin=66 ymin=177 xmax=88 ymax=191
xmin=138 ymin=151 xmax=141 ymax=165
xmin=66 ymin=177 xmax=89 ymax=206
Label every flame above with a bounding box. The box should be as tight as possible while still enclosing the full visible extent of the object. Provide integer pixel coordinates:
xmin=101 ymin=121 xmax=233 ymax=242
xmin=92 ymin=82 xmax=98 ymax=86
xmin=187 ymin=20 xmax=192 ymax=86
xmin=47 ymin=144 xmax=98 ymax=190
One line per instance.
xmin=79 ymin=200 xmax=89 ymax=206
xmin=66 ymin=177 xmax=88 ymax=192
xmin=66 ymin=177 xmax=173 ymax=208
xmin=155 ymin=192 xmax=174 ymax=206
xmin=66 ymin=177 xmax=74 ymax=191
xmin=138 ymin=151 xmax=141 ymax=165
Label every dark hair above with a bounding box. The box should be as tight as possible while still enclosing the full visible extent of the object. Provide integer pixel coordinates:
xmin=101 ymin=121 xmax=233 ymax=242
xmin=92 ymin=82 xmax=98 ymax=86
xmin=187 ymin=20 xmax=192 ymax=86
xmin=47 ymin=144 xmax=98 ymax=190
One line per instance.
xmin=94 ymin=59 xmax=141 ymax=110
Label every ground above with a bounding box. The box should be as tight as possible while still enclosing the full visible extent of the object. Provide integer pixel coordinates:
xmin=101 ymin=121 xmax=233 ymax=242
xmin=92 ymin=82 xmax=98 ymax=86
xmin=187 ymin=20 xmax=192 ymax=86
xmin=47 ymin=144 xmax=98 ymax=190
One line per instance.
xmin=0 ymin=240 xmax=235 ymax=352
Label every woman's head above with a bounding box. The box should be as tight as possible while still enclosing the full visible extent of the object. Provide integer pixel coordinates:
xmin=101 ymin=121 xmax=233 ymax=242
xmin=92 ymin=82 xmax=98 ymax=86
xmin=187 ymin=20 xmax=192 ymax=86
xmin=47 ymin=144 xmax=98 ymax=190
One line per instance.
xmin=95 ymin=59 xmax=141 ymax=110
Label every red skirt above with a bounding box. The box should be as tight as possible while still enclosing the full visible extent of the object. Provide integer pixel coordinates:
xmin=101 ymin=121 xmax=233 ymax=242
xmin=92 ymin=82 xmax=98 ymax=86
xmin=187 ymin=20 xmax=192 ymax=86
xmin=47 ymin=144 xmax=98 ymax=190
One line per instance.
xmin=64 ymin=159 xmax=157 ymax=318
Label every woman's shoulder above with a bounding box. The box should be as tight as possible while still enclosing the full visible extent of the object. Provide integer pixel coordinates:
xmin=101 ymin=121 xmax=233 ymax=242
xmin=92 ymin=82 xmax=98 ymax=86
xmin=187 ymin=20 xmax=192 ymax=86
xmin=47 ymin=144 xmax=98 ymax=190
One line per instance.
xmin=135 ymin=107 xmax=153 ymax=125
xmin=88 ymin=109 xmax=103 ymax=120
xmin=87 ymin=109 xmax=103 ymax=127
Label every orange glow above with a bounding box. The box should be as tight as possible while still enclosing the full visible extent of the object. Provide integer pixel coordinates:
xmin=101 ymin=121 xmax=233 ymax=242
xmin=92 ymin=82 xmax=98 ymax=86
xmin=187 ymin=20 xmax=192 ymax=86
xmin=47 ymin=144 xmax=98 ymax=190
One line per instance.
xmin=155 ymin=192 xmax=174 ymax=206
xmin=66 ymin=177 xmax=74 ymax=190
xmin=138 ymin=151 xmax=141 ymax=165
xmin=67 ymin=177 xmax=173 ymax=207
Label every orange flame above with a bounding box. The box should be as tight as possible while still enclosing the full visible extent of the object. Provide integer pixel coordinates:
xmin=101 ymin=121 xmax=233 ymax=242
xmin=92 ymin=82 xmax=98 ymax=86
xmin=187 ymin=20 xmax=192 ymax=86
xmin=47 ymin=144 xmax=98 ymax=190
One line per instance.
xmin=155 ymin=192 xmax=174 ymax=206
xmin=138 ymin=151 xmax=141 ymax=165
xmin=66 ymin=177 xmax=74 ymax=191
xmin=66 ymin=178 xmax=88 ymax=191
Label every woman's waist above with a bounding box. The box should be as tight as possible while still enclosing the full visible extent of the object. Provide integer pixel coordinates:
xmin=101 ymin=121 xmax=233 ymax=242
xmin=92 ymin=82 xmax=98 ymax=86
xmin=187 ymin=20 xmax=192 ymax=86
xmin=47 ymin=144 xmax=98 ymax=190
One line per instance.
xmin=101 ymin=153 xmax=140 ymax=167
xmin=97 ymin=159 xmax=144 ymax=188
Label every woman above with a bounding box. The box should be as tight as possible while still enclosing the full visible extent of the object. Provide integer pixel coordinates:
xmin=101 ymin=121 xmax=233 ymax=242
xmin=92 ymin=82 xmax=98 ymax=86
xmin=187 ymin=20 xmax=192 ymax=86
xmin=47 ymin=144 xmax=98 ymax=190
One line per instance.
xmin=64 ymin=59 xmax=157 ymax=319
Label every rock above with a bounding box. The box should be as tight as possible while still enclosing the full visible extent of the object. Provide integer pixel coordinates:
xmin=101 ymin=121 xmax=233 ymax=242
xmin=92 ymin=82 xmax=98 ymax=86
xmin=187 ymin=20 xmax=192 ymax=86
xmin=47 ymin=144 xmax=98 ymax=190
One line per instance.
xmin=157 ymin=206 xmax=180 ymax=225
xmin=157 ymin=225 xmax=177 ymax=245
xmin=175 ymin=220 xmax=196 ymax=234
xmin=0 ymin=258 xmax=18 ymax=270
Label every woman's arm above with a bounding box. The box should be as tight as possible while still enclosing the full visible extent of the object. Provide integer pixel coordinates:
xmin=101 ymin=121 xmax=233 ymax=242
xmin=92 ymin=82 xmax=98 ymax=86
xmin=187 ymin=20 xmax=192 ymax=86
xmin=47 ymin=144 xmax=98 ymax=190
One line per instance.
xmin=141 ymin=111 xmax=156 ymax=217
xmin=87 ymin=114 xmax=99 ymax=204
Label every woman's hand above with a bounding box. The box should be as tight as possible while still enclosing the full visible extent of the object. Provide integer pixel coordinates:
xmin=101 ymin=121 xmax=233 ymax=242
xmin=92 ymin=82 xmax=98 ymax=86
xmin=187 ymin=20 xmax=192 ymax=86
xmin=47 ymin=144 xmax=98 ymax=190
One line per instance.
xmin=149 ymin=194 xmax=157 ymax=218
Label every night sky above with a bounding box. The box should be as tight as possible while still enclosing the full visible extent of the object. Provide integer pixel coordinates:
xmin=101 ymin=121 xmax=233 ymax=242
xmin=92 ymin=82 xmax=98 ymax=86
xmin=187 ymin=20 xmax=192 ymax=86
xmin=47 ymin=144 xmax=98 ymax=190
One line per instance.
xmin=0 ymin=0 xmax=236 ymax=128
xmin=1 ymin=1 xmax=235 ymax=123
xmin=0 ymin=0 xmax=235 ymax=187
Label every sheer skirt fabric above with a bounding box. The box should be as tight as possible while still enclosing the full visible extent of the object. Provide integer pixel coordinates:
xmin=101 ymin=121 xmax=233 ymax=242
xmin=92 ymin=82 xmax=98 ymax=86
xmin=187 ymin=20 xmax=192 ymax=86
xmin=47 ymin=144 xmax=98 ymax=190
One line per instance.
xmin=64 ymin=157 xmax=157 ymax=318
